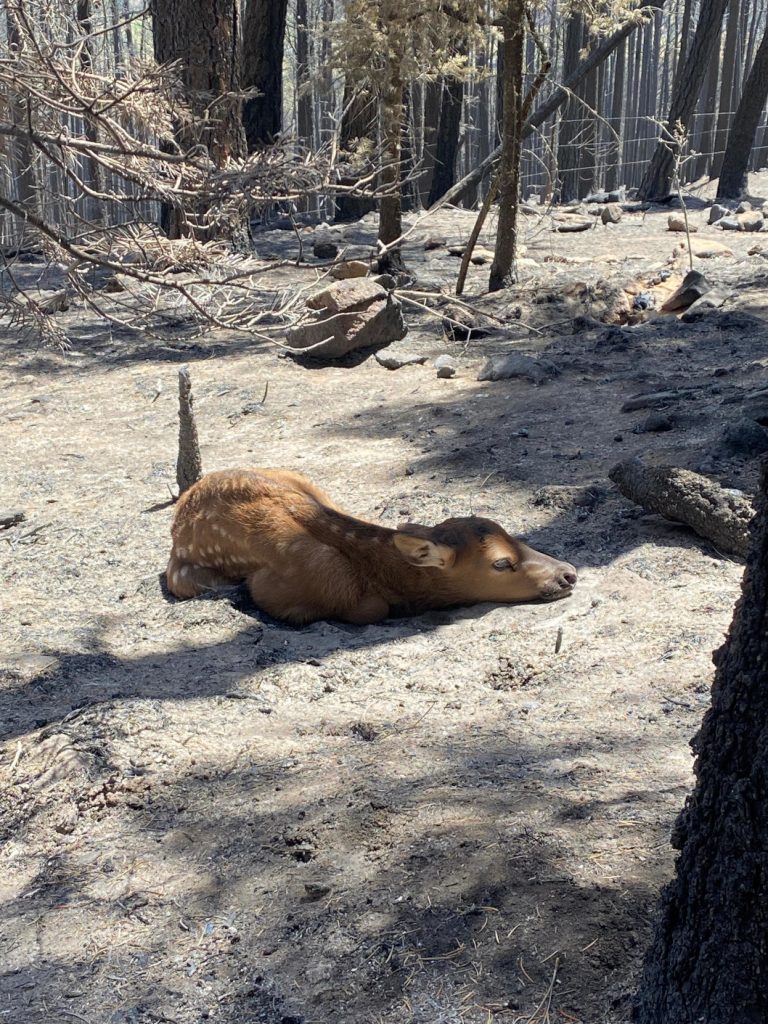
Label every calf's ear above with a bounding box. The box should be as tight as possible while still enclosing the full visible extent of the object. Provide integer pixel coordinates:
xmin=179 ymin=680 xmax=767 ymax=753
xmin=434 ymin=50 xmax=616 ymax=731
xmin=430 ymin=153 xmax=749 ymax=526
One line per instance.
xmin=393 ymin=532 xmax=456 ymax=569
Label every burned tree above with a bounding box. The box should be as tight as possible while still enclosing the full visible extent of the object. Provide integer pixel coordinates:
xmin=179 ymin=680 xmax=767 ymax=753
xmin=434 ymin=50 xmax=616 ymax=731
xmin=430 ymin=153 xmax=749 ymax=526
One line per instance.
xmin=634 ymin=458 xmax=768 ymax=1024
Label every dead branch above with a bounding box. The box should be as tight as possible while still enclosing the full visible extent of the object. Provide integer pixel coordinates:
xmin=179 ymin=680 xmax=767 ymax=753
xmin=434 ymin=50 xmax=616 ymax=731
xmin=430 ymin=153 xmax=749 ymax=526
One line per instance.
xmin=609 ymin=458 xmax=754 ymax=558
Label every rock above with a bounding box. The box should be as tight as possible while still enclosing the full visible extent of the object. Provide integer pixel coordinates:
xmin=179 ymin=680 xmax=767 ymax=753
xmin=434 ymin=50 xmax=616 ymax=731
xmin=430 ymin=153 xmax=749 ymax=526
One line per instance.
xmin=680 ymin=289 xmax=729 ymax=322
xmin=634 ymin=413 xmax=675 ymax=433
xmin=632 ymin=292 xmax=655 ymax=311
xmin=718 ymin=217 xmax=742 ymax=231
xmin=329 ymin=260 xmax=368 ymax=280
xmin=660 ymin=269 xmax=711 ymax=312
xmin=606 ymin=189 xmax=626 ymax=204
xmin=371 ymin=273 xmax=397 ymax=290
xmin=738 ymin=211 xmax=763 ymax=232
xmin=312 ymin=222 xmax=341 ymax=259
xmin=470 ymin=246 xmax=496 ymax=265
xmin=375 ymin=350 xmax=428 ymax=370
xmin=286 ymin=281 xmax=407 ymax=359
xmin=477 ymin=352 xmax=559 ymax=384
xmin=602 ymin=204 xmax=623 ymax=225
xmin=688 ymin=240 xmax=734 ymax=258
xmin=434 ymin=354 xmax=457 ymax=378
xmin=668 ymin=213 xmax=696 ymax=232
xmin=585 ymin=191 xmax=609 ymax=204
xmin=747 ymin=242 xmax=764 ymax=256
xmin=721 ymin=418 xmax=768 ymax=456
xmin=736 ymin=200 xmax=753 ymax=214
xmin=424 ymin=234 xmax=447 ymax=250
xmin=307 ymin=278 xmax=385 ymax=313
xmin=442 ymin=304 xmax=494 ymax=341
xmin=708 ymin=204 xmax=730 ymax=224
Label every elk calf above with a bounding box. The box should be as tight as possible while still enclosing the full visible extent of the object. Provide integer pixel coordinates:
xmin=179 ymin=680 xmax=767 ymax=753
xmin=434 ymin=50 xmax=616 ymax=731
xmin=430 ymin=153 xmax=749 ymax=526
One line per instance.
xmin=166 ymin=469 xmax=577 ymax=625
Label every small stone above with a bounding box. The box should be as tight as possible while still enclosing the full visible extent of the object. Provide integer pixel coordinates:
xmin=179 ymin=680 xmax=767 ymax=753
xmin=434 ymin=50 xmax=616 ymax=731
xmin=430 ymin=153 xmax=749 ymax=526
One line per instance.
xmin=304 ymin=882 xmax=332 ymax=901
xmin=708 ymin=203 xmax=730 ymax=224
xmin=721 ymin=419 xmax=768 ymax=455
xmin=668 ymin=214 xmax=696 ymax=232
xmin=737 ymin=211 xmax=764 ymax=232
xmin=736 ymin=201 xmax=753 ymax=214
xmin=601 ymin=204 xmax=622 ymax=225
xmin=477 ymin=352 xmax=559 ymax=384
xmin=329 ymin=260 xmax=368 ymax=280
xmin=634 ymin=413 xmax=674 ymax=433
xmin=423 ymin=234 xmax=447 ymax=250
xmin=375 ymin=350 xmax=428 ymax=370
xmin=434 ymin=354 xmax=457 ymax=379
xmin=718 ymin=216 xmax=741 ymax=231
xmin=680 ymin=289 xmax=729 ymax=321
xmin=660 ymin=270 xmax=711 ymax=312
xmin=688 ymin=240 xmax=734 ymax=258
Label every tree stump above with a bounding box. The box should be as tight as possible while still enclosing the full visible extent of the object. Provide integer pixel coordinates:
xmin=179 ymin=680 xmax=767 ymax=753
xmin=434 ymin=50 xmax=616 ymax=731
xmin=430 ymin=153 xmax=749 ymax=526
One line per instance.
xmin=177 ymin=366 xmax=202 ymax=496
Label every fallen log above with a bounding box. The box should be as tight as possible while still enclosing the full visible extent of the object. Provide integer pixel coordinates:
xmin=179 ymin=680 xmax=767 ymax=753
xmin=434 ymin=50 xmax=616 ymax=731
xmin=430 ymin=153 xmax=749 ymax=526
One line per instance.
xmin=609 ymin=457 xmax=754 ymax=557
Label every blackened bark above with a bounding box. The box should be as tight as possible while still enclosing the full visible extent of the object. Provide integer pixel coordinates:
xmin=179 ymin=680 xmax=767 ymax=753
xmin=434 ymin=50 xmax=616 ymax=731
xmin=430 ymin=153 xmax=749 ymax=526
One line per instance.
xmin=427 ymin=74 xmax=465 ymax=206
xmin=634 ymin=457 xmax=768 ymax=1023
xmin=558 ymin=13 xmax=586 ymax=202
xmin=242 ymin=0 xmax=289 ymax=149
xmin=152 ymin=0 xmax=244 ymax=165
xmin=296 ymin=0 xmax=313 ymax=145
xmin=335 ymin=82 xmax=376 ymax=221
xmin=638 ymin=0 xmax=729 ymax=200
xmin=717 ymin=19 xmax=768 ymax=200
xmin=489 ymin=0 xmax=524 ymax=291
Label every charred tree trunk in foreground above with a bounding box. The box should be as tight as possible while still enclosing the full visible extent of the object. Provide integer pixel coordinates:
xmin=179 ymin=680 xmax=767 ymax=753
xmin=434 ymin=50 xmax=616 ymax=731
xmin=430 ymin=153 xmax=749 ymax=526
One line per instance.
xmin=634 ymin=458 xmax=768 ymax=1024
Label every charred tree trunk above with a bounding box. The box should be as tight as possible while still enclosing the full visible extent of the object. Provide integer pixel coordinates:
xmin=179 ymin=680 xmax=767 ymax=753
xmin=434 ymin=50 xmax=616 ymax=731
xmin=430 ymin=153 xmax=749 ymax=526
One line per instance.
xmin=427 ymin=72 xmax=465 ymax=206
xmin=242 ymin=0 xmax=289 ymax=149
xmin=152 ymin=0 xmax=244 ymax=166
xmin=638 ymin=0 xmax=729 ymax=200
xmin=335 ymin=82 xmax=376 ymax=221
xmin=296 ymin=0 xmax=313 ymax=146
xmin=558 ymin=13 xmax=586 ymax=202
xmin=152 ymin=0 xmax=245 ymax=240
xmin=376 ymin=1 xmax=407 ymax=272
xmin=489 ymin=0 xmax=524 ymax=291
xmin=717 ymin=18 xmax=768 ymax=200
xmin=634 ymin=458 xmax=768 ymax=1024
xmin=712 ymin=0 xmax=742 ymax=177
xmin=605 ymin=39 xmax=627 ymax=192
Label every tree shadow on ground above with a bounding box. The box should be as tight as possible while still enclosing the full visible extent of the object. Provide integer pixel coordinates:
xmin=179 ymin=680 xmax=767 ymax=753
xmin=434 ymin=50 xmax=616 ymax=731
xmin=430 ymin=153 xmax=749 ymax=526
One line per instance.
xmin=0 ymin=726 xmax=674 ymax=1024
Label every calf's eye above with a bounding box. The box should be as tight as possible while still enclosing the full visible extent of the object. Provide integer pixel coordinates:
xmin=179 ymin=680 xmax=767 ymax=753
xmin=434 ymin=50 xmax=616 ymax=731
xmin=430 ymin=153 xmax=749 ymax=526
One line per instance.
xmin=492 ymin=558 xmax=515 ymax=571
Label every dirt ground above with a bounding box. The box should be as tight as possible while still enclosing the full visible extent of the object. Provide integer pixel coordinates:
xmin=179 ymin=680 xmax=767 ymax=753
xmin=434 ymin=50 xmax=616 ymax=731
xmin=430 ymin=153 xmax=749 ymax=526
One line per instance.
xmin=2 ymin=179 xmax=768 ymax=1024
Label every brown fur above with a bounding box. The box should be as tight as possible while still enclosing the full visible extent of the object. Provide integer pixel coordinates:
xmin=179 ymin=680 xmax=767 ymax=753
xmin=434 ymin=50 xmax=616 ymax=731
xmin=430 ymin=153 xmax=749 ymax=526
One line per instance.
xmin=166 ymin=469 xmax=577 ymax=625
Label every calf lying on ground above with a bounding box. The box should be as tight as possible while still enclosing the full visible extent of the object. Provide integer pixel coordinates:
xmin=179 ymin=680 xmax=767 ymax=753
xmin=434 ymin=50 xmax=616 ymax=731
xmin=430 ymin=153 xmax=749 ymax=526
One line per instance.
xmin=166 ymin=469 xmax=577 ymax=625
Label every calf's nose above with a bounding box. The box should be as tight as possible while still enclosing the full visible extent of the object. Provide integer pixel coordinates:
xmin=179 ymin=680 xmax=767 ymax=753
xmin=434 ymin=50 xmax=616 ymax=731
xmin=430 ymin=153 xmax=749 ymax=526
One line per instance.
xmin=557 ymin=566 xmax=578 ymax=589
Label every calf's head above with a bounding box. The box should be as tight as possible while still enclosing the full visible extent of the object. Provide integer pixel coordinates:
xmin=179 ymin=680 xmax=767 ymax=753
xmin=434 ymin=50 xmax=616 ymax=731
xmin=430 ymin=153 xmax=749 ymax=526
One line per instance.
xmin=393 ymin=516 xmax=577 ymax=605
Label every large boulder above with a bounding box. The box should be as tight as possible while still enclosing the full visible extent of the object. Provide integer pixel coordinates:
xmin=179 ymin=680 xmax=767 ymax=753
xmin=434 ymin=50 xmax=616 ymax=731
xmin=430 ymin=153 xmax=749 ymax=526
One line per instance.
xmin=285 ymin=279 xmax=407 ymax=359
